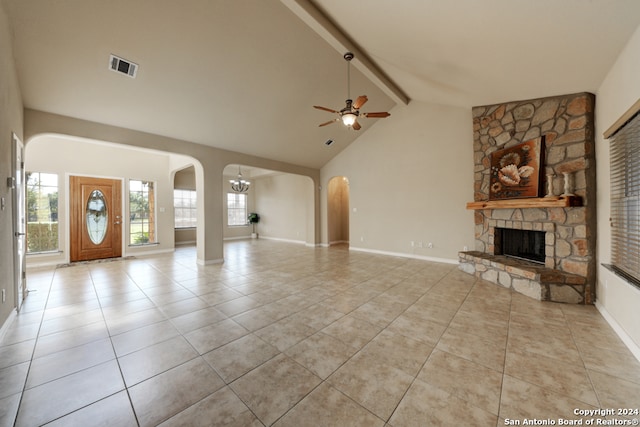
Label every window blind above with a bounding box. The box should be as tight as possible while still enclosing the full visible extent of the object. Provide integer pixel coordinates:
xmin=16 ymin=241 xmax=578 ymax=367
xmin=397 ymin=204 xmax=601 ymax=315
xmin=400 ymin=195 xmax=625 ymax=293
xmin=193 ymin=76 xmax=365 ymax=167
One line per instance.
xmin=609 ymin=111 xmax=640 ymax=285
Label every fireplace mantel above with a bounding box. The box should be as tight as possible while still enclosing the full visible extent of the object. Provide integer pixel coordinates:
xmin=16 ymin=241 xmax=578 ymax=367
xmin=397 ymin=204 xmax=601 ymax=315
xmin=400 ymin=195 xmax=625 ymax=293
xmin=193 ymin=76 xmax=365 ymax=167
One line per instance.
xmin=466 ymin=195 xmax=581 ymax=210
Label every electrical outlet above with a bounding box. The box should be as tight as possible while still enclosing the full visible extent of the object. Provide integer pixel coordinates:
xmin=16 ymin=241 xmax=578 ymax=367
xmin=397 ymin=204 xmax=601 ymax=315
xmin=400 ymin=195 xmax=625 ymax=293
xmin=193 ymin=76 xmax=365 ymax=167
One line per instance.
xmin=463 ymin=246 xmax=468 ymax=251
xmin=428 ymin=242 xmax=433 ymax=248
xmin=410 ymin=241 xmax=415 ymax=247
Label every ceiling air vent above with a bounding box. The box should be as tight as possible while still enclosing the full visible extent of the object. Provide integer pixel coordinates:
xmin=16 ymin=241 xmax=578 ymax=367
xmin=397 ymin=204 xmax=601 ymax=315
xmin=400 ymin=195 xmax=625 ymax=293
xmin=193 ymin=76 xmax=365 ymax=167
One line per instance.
xmin=108 ymin=54 xmax=138 ymax=78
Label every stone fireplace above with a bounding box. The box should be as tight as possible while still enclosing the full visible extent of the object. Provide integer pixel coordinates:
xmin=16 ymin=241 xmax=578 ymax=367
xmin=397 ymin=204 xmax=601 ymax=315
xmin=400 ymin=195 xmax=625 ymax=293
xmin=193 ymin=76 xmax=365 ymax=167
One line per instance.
xmin=458 ymin=92 xmax=596 ymax=304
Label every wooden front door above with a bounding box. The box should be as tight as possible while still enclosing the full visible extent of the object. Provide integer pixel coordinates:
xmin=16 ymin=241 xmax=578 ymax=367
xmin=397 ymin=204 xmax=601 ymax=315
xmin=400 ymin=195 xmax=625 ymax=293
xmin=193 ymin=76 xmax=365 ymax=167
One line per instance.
xmin=70 ymin=176 xmax=122 ymax=262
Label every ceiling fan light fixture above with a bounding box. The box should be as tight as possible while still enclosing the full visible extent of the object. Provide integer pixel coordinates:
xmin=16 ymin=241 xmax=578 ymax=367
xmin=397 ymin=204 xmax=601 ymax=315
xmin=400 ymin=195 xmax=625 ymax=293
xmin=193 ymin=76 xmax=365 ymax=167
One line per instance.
xmin=312 ymin=52 xmax=390 ymax=130
xmin=341 ymin=112 xmax=357 ymax=126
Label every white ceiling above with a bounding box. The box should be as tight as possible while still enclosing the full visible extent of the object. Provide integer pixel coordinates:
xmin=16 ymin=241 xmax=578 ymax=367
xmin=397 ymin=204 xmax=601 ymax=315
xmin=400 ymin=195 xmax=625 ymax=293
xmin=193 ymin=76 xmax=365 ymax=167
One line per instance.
xmin=5 ymin=0 xmax=640 ymax=169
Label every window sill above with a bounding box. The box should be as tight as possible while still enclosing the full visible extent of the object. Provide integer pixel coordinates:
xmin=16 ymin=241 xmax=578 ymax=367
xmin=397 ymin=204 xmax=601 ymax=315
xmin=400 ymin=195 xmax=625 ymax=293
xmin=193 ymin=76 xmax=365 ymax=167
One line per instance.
xmin=27 ymin=250 xmax=63 ymax=257
xmin=128 ymin=242 xmax=160 ymax=247
xmin=602 ymin=264 xmax=640 ymax=290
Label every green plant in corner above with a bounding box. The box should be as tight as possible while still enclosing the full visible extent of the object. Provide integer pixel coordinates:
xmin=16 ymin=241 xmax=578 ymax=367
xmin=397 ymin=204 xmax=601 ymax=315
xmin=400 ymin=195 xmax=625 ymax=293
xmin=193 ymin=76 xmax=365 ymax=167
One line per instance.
xmin=248 ymin=213 xmax=260 ymax=236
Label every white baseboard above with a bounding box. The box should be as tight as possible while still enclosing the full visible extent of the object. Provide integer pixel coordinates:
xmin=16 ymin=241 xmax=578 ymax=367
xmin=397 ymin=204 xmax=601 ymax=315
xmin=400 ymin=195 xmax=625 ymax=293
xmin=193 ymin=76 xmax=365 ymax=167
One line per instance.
xmin=127 ymin=248 xmax=174 ymax=257
xmin=595 ymin=300 xmax=640 ymax=362
xmin=259 ymin=236 xmax=307 ymax=245
xmin=348 ymin=246 xmax=459 ymax=265
xmin=0 ymin=309 xmax=17 ymax=345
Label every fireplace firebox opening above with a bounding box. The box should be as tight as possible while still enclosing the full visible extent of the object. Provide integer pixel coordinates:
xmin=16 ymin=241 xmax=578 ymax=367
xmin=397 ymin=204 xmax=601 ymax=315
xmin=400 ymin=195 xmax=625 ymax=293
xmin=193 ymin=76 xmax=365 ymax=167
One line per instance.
xmin=495 ymin=228 xmax=545 ymax=264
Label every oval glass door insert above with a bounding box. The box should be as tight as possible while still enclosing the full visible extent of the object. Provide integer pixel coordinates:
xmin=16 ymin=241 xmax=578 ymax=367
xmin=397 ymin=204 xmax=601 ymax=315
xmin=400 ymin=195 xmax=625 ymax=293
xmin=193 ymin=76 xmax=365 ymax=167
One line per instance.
xmin=86 ymin=190 xmax=108 ymax=244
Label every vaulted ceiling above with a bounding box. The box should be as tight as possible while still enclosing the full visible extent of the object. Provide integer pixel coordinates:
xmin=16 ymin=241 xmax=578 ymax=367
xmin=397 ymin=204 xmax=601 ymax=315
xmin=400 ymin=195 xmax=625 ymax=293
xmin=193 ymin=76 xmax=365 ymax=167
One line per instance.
xmin=5 ymin=0 xmax=640 ymax=169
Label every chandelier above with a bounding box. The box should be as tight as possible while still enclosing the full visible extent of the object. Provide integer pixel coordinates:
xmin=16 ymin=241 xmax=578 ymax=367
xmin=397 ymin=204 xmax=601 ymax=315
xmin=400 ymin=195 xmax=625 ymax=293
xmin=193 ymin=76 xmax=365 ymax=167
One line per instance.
xmin=229 ymin=166 xmax=250 ymax=193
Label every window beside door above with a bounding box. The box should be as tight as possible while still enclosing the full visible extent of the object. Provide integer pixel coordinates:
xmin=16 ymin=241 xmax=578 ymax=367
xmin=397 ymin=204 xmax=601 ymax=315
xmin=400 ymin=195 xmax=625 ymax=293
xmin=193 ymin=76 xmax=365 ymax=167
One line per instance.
xmin=129 ymin=180 xmax=156 ymax=245
xmin=26 ymin=172 xmax=59 ymax=253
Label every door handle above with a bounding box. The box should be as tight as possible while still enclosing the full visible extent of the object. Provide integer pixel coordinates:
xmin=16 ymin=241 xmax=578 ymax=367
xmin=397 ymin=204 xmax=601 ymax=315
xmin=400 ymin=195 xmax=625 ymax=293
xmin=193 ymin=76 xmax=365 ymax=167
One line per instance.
xmin=114 ymin=221 xmax=121 ymax=225
xmin=15 ymin=232 xmax=26 ymax=237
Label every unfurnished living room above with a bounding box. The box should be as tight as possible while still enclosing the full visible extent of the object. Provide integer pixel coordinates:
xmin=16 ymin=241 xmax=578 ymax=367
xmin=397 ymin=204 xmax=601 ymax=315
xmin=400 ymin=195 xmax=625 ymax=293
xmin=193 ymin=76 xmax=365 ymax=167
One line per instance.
xmin=1 ymin=1 xmax=640 ymax=426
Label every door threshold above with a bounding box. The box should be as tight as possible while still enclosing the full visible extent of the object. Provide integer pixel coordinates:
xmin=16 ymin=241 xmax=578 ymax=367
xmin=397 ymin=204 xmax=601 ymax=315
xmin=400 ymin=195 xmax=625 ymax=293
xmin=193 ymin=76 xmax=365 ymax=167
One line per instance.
xmin=56 ymin=256 xmax=136 ymax=268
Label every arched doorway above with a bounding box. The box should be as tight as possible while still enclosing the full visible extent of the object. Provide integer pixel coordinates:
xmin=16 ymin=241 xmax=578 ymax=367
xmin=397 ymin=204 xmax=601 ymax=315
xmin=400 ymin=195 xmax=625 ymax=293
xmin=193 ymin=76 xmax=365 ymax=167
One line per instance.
xmin=173 ymin=165 xmax=198 ymax=247
xmin=327 ymin=176 xmax=350 ymax=246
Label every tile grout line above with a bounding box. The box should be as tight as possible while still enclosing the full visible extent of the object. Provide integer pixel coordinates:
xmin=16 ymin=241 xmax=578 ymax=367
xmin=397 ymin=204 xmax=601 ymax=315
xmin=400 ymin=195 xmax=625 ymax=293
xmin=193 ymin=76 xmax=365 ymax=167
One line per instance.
xmin=496 ymin=281 xmax=515 ymax=426
xmin=12 ymin=266 xmax=56 ymax=427
xmin=89 ymin=262 xmax=142 ymax=427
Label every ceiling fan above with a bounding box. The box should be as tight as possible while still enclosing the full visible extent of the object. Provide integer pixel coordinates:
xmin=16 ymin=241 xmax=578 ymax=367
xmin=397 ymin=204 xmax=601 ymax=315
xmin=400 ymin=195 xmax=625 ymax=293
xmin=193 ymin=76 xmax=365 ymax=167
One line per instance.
xmin=314 ymin=52 xmax=390 ymax=131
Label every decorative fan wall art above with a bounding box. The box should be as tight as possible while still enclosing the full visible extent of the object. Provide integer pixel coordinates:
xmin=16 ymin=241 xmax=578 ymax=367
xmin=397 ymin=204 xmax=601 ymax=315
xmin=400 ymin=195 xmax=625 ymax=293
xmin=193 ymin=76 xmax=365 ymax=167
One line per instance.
xmin=489 ymin=136 xmax=544 ymax=200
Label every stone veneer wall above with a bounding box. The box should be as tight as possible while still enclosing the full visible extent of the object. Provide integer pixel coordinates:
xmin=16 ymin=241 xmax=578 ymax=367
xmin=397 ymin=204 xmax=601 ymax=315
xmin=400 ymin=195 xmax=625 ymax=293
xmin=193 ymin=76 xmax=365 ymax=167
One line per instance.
xmin=466 ymin=92 xmax=596 ymax=303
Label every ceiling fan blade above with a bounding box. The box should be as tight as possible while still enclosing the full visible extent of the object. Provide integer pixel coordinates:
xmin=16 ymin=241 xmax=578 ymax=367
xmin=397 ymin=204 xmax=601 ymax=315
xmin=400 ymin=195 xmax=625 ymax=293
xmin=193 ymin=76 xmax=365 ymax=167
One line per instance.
xmin=362 ymin=112 xmax=391 ymax=118
xmin=353 ymin=95 xmax=368 ymax=109
xmin=319 ymin=119 xmax=339 ymax=127
xmin=313 ymin=105 xmax=339 ymax=114
xmin=352 ymin=120 xmax=362 ymax=130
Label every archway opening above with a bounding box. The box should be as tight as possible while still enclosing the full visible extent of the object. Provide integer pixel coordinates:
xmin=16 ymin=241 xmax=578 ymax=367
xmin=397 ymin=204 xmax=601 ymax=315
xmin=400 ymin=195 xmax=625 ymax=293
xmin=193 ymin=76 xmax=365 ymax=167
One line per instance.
xmin=327 ymin=176 xmax=350 ymax=246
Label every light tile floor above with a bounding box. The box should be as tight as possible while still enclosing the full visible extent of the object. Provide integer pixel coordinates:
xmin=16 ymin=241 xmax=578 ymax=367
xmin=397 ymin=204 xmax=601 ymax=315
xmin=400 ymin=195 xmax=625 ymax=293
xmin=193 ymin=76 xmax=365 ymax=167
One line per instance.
xmin=1 ymin=240 xmax=640 ymax=426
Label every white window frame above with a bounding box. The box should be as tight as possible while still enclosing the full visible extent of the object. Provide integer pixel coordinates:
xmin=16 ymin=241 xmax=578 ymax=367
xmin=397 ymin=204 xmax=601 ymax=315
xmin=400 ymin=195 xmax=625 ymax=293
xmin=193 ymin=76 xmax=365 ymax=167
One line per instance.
xmin=227 ymin=192 xmax=248 ymax=227
xmin=174 ymin=189 xmax=197 ymax=229
xmin=129 ymin=179 xmax=157 ymax=245
xmin=25 ymin=172 xmax=59 ymax=254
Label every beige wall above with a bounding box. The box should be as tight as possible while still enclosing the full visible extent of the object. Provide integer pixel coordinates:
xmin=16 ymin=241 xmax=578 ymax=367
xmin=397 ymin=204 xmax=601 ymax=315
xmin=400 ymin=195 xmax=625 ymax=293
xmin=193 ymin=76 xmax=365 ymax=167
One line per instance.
xmin=174 ymin=166 xmax=196 ymax=190
xmin=0 ymin=0 xmax=24 ymax=328
xmin=254 ymin=173 xmax=313 ymax=243
xmin=321 ymin=100 xmax=474 ymax=262
xmin=595 ymin=24 xmax=640 ymax=355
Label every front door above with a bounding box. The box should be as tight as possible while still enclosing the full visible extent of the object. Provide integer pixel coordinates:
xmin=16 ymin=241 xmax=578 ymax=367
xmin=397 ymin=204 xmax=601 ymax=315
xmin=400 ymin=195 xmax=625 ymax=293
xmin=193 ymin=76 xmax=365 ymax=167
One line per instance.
xmin=70 ymin=176 xmax=122 ymax=262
